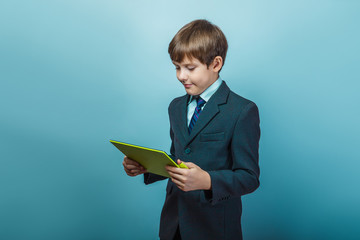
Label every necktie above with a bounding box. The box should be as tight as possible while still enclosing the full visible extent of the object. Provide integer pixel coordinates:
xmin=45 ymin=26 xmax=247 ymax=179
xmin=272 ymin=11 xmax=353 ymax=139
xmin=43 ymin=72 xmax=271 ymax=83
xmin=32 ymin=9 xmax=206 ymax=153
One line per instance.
xmin=188 ymin=96 xmax=206 ymax=134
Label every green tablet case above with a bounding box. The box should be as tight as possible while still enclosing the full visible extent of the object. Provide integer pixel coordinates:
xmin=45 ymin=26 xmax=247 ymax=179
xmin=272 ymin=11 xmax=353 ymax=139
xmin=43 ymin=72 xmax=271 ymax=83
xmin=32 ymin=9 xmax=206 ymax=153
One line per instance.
xmin=110 ymin=140 xmax=188 ymax=178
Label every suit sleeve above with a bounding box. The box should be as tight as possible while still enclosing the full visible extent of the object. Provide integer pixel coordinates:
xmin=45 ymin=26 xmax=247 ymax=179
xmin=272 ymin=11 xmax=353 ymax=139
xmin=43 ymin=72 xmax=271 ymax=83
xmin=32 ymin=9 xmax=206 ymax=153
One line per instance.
xmin=201 ymin=102 xmax=260 ymax=205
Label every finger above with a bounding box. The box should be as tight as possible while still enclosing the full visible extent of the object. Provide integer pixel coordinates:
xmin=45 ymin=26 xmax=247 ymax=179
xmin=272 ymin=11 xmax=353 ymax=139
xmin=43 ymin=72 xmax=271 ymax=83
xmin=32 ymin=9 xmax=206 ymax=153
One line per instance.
xmin=165 ymin=165 xmax=177 ymax=172
xmin=168 ymin=171 xmax=186 ymax=183
xmin=131 ymin=167 xmax=147 ymax=174
xmin=166 ymin=165 xmax=187 ymax=174
xmin=171 ymin=177 xmax=184 ymax=189
xmin=123 ymin=161 xmax=131 ymax=170
xmin=176 ymin=159 xmax=194 ymax=169
xmin=124 ymin=157 xmax=141 ymax=167
xmin=127 ymin=169 xmax=143 ymax=176
xmin=124 ymin=159 xmax=143 ymax=169
xmin=124 ymin=167 xmax=133 ymax=174
xmin=123 ymin=164 xmax=131 ymax=173
xmin=124 ymin=160 xmax=138 ymax=169
xmin=130 ymin=170 xmax=142 ymax=175
xmin=126 ymin=164 xmax=142 ymax=170
xmin=177 ymin=159 xmax=190 ymax=168
xmin=124 ymin=165 xmax=137 ymax=174
xmin=125 ymin=170 xmax=137 ymax=176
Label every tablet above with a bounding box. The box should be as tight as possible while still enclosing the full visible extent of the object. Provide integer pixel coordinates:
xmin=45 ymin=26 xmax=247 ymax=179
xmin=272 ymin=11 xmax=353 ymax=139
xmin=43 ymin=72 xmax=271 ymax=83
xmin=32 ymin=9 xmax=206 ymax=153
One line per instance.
xmin=110 ymin=140 xmax=188 ymax=178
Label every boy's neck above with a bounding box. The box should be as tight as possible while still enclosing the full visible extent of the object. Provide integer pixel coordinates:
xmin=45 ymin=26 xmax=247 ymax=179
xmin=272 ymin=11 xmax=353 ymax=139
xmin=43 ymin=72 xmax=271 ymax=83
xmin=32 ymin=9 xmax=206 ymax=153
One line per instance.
xmin=205 ymin=74 xmax=220 ymax=91
xmin=191 ymin=76 xmax=222 ymax=101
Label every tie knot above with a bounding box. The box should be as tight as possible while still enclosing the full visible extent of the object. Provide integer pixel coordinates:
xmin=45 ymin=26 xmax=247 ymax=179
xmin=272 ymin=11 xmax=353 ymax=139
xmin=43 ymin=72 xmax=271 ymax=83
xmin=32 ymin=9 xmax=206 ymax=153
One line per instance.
xmin=196 ymin=97 xmax=206 ymax=108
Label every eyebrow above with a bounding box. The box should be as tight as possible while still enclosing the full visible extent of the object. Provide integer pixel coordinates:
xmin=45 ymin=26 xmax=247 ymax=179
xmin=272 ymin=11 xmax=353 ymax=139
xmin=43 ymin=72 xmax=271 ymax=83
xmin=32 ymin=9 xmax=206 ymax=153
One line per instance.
xmin=172 ymin=62 xmax=196 ymax=66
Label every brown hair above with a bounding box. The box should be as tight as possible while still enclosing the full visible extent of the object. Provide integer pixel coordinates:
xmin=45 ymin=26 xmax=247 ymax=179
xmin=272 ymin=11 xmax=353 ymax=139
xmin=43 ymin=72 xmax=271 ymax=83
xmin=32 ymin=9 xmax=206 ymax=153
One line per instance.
xmin=168 ymin=19 xmax=228 ymax=70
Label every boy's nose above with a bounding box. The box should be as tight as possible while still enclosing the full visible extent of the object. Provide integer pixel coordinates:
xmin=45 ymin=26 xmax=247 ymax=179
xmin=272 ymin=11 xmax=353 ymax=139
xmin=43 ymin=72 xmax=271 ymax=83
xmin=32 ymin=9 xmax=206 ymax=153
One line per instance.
xmin=177 ymin=69 xmax=188 ymax=81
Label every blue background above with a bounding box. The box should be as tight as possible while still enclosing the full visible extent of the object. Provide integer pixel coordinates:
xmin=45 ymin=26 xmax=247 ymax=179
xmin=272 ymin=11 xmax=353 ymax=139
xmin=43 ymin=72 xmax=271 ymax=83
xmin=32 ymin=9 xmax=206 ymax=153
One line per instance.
xmin=1 ymin=0 xmax=359 ymax=239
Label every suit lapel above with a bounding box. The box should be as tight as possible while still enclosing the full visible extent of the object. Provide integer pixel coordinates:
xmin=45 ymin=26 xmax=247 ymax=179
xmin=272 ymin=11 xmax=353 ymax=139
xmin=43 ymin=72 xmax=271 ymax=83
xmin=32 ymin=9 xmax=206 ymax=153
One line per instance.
xmin=185 ymin=81 xmax=230 ymax=145
xmin=171 ymin=94 xmax=190 ymax=146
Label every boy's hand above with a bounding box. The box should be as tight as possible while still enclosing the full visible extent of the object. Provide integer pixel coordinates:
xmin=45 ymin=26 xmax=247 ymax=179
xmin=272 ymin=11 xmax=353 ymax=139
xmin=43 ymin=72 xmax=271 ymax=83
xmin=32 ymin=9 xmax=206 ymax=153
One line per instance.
xmin=123 ymin=156 xmax=147 ymax=177
xmin=165 ymin=159 xmax=211 ymax=192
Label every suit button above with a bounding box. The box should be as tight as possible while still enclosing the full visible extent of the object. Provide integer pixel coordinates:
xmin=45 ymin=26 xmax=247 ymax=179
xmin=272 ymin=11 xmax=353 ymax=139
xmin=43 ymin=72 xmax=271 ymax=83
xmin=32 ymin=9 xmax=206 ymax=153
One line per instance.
xmin=184 ymin=148 xmax=191 ymax=154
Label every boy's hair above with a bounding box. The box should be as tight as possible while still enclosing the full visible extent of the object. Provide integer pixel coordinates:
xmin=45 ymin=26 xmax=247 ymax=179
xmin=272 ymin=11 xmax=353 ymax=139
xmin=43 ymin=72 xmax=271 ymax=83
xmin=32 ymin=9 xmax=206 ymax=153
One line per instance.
xmin=168 ymin=19 xmax=228 ymax=71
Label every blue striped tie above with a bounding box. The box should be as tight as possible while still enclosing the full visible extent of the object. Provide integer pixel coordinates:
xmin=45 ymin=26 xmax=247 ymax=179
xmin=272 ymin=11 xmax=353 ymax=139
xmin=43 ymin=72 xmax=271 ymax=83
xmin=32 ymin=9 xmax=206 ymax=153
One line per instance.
xmin=188 ymin=97 xmax=206 ymax=134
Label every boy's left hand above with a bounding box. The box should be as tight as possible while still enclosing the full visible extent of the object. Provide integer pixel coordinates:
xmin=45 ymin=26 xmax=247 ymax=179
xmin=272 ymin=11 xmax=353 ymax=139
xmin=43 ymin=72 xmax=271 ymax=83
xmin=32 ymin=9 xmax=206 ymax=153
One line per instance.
xmin=165 ymin=159 xmax=211 ymax=192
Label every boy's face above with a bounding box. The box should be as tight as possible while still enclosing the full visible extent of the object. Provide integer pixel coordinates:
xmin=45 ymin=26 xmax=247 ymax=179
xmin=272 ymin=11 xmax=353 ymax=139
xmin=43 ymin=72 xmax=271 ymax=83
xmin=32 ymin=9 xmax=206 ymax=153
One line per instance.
xmin=172 ymin=56 xmax=220 ymax=96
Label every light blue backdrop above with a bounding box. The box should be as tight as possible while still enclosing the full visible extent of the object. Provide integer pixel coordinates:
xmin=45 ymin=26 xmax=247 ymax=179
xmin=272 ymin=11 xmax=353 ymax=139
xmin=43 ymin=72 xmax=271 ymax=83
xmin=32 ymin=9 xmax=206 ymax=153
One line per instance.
xmin=1 ymin=0 xmax=359 ymax=239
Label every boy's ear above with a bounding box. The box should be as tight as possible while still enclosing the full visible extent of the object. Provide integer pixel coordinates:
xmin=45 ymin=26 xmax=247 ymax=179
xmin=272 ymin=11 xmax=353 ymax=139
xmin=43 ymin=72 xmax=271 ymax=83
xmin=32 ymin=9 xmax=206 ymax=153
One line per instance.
xmin=211 ymin=56 xmax=223 ymax=73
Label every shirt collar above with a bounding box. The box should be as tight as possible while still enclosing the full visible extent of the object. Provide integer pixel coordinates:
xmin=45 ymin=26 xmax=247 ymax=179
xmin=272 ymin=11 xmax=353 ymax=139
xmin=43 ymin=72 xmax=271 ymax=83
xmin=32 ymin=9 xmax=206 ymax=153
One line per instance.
xmin=188 ymin=76 xmax=223 ymax=104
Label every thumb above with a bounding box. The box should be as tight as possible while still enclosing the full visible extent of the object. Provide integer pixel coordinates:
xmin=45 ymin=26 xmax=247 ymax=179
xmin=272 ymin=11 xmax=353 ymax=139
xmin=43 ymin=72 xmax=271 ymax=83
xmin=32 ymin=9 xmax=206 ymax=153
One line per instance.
xmin=178 ymin=159 xmax=196 ymax=168
xmin=177 ymin=159 xmax=186 ymax=166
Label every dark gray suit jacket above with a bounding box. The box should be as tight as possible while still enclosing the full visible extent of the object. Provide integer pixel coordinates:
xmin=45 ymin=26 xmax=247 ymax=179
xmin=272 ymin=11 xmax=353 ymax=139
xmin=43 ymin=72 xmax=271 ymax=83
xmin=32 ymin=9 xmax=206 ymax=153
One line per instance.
xmin=144 ymin=81 xmax=260 ymax=240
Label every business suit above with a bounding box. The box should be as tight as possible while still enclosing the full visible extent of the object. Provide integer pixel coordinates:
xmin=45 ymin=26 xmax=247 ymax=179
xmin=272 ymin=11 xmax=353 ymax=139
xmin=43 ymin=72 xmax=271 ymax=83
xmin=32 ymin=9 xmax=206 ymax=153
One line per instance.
xmin=144 ymin=81 xmax=260 ymax=240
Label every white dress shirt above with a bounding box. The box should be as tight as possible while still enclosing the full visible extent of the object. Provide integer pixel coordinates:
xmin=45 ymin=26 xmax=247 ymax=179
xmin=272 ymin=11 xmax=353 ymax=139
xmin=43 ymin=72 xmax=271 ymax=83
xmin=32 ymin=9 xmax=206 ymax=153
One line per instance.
xmin=187 ymin=76 xmax=223 ymax=126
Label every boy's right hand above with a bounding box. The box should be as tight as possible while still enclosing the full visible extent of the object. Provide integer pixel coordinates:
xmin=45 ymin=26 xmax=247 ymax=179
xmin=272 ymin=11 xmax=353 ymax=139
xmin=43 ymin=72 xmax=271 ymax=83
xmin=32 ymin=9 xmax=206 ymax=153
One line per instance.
xmin=123 ymin=156 xmax=147 ymax=177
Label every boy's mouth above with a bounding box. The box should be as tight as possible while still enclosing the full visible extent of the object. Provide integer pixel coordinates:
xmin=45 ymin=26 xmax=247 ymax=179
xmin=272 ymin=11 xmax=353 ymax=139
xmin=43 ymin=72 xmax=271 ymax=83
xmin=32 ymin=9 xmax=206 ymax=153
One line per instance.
xmin=184 ymin=84 xmax=192 ymax=88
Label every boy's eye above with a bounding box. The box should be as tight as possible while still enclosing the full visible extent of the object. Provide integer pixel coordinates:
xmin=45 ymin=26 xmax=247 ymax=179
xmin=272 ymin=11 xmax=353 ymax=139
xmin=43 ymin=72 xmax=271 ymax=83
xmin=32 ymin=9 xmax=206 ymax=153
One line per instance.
xmin=174 ymin=66 xmax=195 ymax=71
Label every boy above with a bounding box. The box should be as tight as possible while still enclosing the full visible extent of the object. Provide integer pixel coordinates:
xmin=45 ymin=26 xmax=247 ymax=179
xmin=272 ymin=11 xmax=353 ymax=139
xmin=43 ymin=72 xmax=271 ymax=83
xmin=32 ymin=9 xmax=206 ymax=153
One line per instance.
xmin=123 ymin=19 xmax=260 ymax=240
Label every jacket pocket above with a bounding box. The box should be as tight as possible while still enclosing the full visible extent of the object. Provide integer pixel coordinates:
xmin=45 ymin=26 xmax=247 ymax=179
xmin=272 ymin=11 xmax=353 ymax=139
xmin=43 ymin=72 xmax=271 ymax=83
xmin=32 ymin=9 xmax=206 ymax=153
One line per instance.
xmin=200 ymin=132 xmax=225 ymax=142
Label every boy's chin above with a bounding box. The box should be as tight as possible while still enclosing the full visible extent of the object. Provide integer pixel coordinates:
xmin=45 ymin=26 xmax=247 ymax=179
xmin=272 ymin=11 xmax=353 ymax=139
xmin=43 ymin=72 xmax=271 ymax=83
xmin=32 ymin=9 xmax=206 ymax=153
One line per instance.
xmin=185 ymin=90 xmax=198 ymax=96
xmin=185 ymin=88 xmax=200 ymax=96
